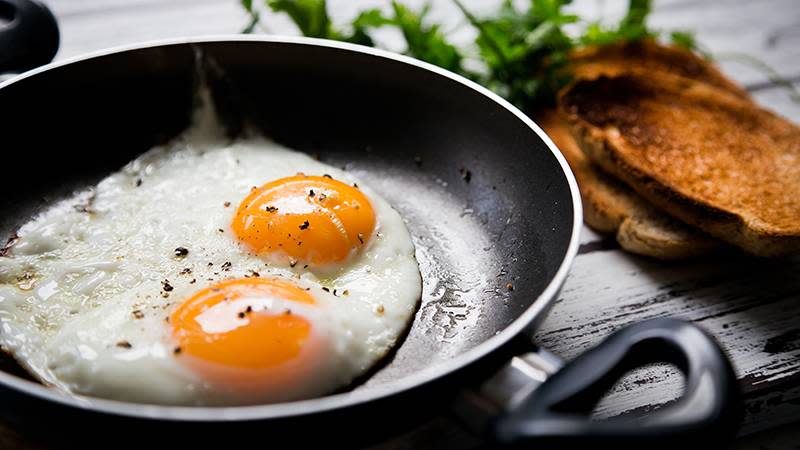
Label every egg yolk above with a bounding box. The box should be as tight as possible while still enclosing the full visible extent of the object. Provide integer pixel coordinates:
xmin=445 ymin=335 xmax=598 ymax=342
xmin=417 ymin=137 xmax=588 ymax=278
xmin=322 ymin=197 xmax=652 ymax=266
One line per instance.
xmin=170 ymin=278 xmax=316 ymax=371
xmin=232 ymin=175 xmax=375 ymax=266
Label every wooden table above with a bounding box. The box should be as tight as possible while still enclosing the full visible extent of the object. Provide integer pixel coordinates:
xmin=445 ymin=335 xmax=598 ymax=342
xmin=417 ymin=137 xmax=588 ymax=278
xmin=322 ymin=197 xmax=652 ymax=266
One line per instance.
xmin=2 ymin=0 xmax=799 ymax=448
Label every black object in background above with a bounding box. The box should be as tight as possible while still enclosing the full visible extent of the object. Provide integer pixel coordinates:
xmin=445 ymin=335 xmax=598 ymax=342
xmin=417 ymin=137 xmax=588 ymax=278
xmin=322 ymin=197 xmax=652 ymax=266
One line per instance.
xmin=0 ymin=0 xmax=59 ymax=73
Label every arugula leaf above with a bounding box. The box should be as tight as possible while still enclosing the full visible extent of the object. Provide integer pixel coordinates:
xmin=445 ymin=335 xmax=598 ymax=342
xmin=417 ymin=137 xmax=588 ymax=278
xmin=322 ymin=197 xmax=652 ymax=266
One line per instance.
xmin=455 ymin=0 xmax=575 ymax=109
xmin=352 ymin=8 xmax=392 ymax=29
xmin=389 ymin=1 xmax=466 ymax=74
xmin=250 ymin=0 xmax=722 ymax=109
xmin=347 ymin=9 xmax=389 ymax=46
xmin=240 ymin=0 xmax=260 ymax=34
xmin=670 ymin=30 xmax=697 ymax=50
xmin=266 ymin=1 xmax=468 ymax=75
xmin=267 ymin=0 xmax=333 ymax=38
xmin=618 ymin=0 xmax=653 ymax=40
xmin=266 ymin=0 xmax=388 ymax=45
xmin=580 ymin=0 xmax=654 ymax=46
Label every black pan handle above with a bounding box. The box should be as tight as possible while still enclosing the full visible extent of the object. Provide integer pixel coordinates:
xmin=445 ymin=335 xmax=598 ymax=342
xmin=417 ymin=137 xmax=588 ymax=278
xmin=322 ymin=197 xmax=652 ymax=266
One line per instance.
xmin=491 ymin=318 xmax=742 ymax=449
xmin=0 ymin=0 xmax=59 ymax=73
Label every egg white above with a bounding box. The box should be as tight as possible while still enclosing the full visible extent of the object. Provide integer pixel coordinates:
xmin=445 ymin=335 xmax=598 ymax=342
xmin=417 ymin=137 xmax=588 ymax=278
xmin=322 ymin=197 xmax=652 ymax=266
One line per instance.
xmin=0 ymin=100 xmax=421 ymax=405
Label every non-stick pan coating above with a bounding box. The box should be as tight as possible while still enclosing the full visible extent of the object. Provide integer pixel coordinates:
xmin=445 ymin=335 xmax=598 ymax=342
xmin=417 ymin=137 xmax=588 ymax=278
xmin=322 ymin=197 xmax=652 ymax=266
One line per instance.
xmin=0 ymin=38 xmax=578 ymax=435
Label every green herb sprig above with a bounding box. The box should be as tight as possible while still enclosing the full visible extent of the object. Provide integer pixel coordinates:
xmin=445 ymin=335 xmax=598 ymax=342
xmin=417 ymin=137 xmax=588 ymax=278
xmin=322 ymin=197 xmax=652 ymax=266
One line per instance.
xmin=243 ymin=0 xmax=699 ymax=110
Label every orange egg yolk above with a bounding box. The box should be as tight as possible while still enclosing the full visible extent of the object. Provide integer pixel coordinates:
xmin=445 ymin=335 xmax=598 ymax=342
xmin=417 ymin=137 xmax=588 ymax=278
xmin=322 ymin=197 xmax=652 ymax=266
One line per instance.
xmin=170 ymin=278 xmax=316 ymax=371
xmin=232 ymin=175 xmax=375 ymax=266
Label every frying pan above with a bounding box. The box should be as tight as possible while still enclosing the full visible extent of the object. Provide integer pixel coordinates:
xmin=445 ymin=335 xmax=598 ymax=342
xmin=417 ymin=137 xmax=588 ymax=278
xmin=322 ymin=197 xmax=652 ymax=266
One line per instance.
xmin=0 ymin=0 xmax=741 ymax=448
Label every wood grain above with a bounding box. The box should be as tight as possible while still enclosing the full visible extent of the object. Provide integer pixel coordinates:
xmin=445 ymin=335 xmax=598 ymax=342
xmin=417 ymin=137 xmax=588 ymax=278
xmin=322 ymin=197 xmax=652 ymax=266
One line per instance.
xmin=2 ymin=0 xmax=800 ymax=448
xmin=536 ymin=234 xmax=800 ymax=434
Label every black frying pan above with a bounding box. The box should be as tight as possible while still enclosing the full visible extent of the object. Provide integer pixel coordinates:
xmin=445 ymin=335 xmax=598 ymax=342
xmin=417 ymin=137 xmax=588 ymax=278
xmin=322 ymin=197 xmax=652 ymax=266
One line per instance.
xmin=0 ymin=1 xmax=741 ymax=448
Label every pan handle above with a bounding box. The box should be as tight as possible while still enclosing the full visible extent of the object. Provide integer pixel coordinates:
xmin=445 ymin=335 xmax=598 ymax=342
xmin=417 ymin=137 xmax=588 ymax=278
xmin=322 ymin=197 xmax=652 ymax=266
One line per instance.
xmin=0 ymin=0 xmax=59 ymax=73
xmin=486 ymin=318 xmax=742 ymax=448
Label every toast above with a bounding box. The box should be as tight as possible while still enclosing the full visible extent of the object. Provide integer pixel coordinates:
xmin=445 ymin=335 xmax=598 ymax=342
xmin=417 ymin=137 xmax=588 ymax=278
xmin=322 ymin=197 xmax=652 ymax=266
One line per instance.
xmin=568 ymin=40 xmax=751 ymax=100
xmin=536 ymin=109 xmax=720 ymax=259
xmin=560 ymin=71 xmax=800 ymax=256
xmin=536 ymin=40 xmax=729 ymax=259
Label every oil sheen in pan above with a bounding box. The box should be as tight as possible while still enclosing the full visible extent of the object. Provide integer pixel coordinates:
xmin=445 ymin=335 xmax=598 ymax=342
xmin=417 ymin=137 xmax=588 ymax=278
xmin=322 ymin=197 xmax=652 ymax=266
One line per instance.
xmin=344 ymin=167 xmax=517 ymax=388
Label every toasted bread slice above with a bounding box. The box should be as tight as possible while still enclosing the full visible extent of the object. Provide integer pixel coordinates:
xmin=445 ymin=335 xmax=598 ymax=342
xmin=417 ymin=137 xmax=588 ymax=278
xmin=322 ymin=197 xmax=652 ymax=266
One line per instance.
xmin=536 ymin=109 xmax=720 ymax=259
xmin=569 ymin=40 xmax=750 ymax=99
xmin=561 ymin=72 xmax=800 ymax=256
xmin=535 ymin=40 xmax=729 ymax=259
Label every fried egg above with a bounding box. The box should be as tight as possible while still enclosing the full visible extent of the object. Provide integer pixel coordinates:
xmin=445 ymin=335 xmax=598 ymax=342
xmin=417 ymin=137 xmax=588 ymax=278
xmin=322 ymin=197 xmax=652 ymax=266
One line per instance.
xmin=0 ymin=100 xmax=421 ymax=405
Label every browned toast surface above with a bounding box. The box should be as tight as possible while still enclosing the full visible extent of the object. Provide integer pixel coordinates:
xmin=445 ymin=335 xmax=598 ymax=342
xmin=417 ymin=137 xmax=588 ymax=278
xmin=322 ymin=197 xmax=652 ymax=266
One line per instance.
xmin=535 ymin=40 xmax=731 ymax=259
xmin=560 ymin=72 xmax=800 ymax=256
xmin=568 ymin=40 xmax=750 ymax=99
xmin=536 ymin=109 xmax=720 ymax=259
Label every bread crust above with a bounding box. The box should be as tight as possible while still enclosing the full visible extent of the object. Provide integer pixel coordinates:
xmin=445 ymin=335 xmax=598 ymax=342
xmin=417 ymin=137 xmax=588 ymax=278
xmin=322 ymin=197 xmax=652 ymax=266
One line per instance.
xmin=616 ymin=215 xmax=720 ymax=260
xmin=536 ymin=109 xmax=720 ymax=259
xmin=533 ymin=40 xmax=736 ymax=260
xmin=568 ymin=40 xmax=751 ymax=99
xmin=560 ymin=72 xmax=800 ymax=256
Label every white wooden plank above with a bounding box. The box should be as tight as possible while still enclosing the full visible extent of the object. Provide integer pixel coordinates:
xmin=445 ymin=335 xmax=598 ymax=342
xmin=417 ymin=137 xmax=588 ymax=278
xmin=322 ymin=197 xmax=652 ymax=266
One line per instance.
xmin=534 ymin=248 xmax=800 ymax=432
xmin=751 ymin=82 xmax=800 ymax=123
xmin=47 ymin=0 xmax=221 ymax=17
xmin=49 ymin=1 xmax=252 ymax=58
xmin=649 ymin=0 xmax=800 ymax=86
xmin=579 ymin=225 xmax=605 ymax=245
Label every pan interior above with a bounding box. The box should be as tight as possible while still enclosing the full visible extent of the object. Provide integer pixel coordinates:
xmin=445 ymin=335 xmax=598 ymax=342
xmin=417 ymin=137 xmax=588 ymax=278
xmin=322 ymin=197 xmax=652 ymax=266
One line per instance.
xmin=0 ymin=39 xmax=575 ymax=401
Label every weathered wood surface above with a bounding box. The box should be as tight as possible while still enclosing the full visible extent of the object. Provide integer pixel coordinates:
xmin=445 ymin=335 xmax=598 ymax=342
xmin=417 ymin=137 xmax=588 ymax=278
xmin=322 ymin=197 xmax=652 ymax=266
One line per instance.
xmin=546 ymin=231 xmax=800 ymax=434
xmin=3 ymin=0 xmax=800 ymax=448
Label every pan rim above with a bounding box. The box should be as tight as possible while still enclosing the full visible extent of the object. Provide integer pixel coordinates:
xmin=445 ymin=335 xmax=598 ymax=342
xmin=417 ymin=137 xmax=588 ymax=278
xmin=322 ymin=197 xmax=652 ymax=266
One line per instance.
xmin=0 ymin=34 xmax=583 ymax=421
